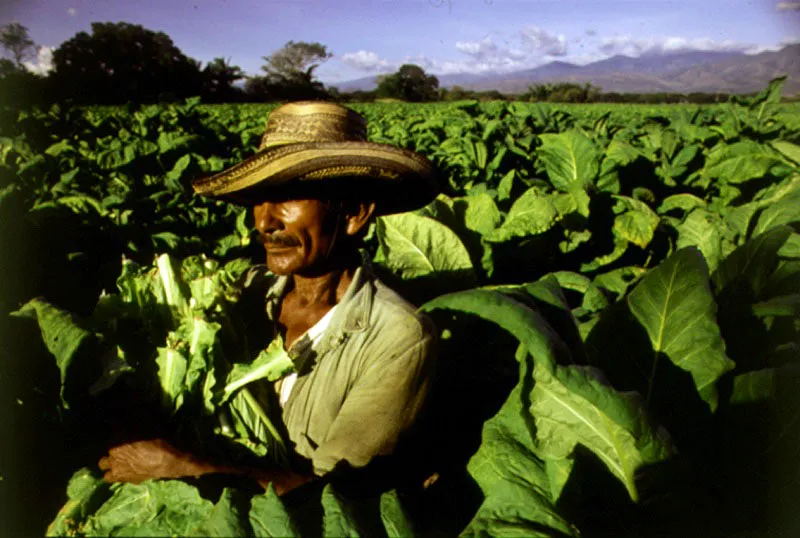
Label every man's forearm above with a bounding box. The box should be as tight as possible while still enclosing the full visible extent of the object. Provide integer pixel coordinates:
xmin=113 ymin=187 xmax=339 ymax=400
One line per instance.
xmin=99 ymin=439 xmax=316 ymax=496
xmin=186 ymin=457 xmax=316 ymax=495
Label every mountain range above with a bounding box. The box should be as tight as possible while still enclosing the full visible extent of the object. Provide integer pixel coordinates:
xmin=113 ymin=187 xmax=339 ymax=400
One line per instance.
xmin=335 ymin=44 xmax=800 ymax=95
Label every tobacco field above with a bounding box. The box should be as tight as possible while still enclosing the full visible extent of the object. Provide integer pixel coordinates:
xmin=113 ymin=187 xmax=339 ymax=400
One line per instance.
xmin=1 ymin=78 xmax=799 ymax=537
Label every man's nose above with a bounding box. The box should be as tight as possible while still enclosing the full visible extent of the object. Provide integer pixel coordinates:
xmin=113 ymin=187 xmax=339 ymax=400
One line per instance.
xmin=254 ymin=202 xmax=283 ymax=235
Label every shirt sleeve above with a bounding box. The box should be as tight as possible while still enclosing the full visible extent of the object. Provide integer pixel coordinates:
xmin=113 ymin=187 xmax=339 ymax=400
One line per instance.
xmin=309 ymin=330 xmax=436 ymax=475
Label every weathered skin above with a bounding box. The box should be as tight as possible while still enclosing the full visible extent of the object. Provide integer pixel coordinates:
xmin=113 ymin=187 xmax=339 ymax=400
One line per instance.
xmin=98 ymin=194 xmax=376 ymax=496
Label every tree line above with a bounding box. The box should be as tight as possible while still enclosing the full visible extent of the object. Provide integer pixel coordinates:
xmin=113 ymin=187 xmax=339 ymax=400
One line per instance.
xmin=0 ymin=21 xmax=784 ymax=108
xmin=0 ymin=21 xmax=446 ymax=107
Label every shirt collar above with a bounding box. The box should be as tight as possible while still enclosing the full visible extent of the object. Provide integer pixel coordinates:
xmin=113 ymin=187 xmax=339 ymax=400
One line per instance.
xmin=263 ymin=262 xmax=375 ymax=336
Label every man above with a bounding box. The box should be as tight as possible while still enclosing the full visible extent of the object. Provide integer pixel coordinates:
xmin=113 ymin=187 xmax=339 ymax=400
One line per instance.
xmin=97 ymin=101 xmax=440 ymax=496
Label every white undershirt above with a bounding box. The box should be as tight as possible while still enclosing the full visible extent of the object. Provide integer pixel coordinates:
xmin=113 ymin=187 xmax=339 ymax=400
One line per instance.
xmin=277 ymin=305 xmax=338 ymax=407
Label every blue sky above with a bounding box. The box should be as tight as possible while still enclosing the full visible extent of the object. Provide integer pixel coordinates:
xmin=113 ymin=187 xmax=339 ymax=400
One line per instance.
xmin=2 ymin=0 xmax=799 ymax=83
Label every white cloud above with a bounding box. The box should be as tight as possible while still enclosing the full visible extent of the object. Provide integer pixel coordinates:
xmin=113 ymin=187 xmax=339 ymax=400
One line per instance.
xmin=455 ymin=36 xmax=497 ymax=58
xmin=340 ymin=26 xmax=789 ymax=81
xmin=23 ymin=46 xmax=54 ymax=75
xmin=780 ymin=36 xmax=800 ymax=45
xmin=519 ymin=26 xmax=568 ymax=56
xmin=450 ymin=26 xmax=566 ymax=74
xmin=455 ymin=36 xmax=526 ymax=61
xmin=597 ymin=35 xmax=758 ymax=56
xmin=776 ymin=2 xmax=800 ymax=10
xmin=340 ymin=50 xmax=393 ymax=72
xmin=400 ymin=53 xmax=539 ymax=76
xmin=67 ymin=7 xmax=77 ymax=16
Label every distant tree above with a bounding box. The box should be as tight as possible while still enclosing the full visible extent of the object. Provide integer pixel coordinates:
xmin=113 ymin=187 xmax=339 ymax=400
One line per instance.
xmin=202 ymin=57 xmax=244 ymax=102
xmin=338 ymin=89 xmax=377 ymax=103
xmin=442 ymin=85 xmax=473 ymax=101
xmin=243 ymin=76 xmax=271 ymax=100
xmin=522 ymin=83 xmax=554 ymax=102
xmin=0 ymin=22 xmax=37 ymax=68
xmin=50 ymin=22 xmax=204 ymax=104
xmin=261 ymin=41 xmax=332 ymax=85
xmin=246 ymin=41 xmax=332 ymax=101
xmin=326 ymin=86 xmax=342 ymax=101
xmin=376 ymin=64 xmax=439 ymax=102
xmin=476 ymin=90 xmax=507 ymax=101
xmin=0 ymin=57 xmax=48 ymax=108
xmin=523 ymin=82 xmax=600 ymax=103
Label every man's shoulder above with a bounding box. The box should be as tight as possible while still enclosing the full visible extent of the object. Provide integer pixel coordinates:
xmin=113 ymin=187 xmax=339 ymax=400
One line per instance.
xmin=367 ymin=276 xmax=436 ymax=344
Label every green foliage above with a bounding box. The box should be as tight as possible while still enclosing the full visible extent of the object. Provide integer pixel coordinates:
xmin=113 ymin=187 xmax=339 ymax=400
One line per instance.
xmin=50 ymin=22 xmax=204 ymax=104
xmin=376 ymin=64 xmax=440 ymax=102
xmin=5 ymin=79 xmax=800 ymax=537
xmin=14 ymin=254 xmax=291 ymax=464
xmin=0 ymin=21 xmax=37 ymax=67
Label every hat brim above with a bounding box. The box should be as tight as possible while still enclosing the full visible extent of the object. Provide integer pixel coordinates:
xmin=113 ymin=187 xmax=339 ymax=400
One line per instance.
xmin=191 ymin=141 xmax=439 ymax=215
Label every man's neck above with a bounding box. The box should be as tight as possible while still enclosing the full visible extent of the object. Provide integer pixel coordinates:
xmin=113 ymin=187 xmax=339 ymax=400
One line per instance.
xmin=289 ymin=267 xmax=355 ymax=308
xmin=287 ymin=249 xmax=361 ymax=308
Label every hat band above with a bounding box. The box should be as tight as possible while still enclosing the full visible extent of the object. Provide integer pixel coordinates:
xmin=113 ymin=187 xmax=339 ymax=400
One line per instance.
xmin=259 ymin=112 xmax=368 ymax=149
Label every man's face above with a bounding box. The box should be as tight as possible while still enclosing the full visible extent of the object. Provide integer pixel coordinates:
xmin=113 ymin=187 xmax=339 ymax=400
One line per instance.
xmin=253 ymin=198 xmax=340 ymax=276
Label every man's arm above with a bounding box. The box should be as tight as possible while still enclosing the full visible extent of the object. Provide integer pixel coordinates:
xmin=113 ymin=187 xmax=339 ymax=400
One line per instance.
xmin=97 ymin=439 xmax=315 ymax=496
xmin=309 ymin=333 xmax=436 ymax=476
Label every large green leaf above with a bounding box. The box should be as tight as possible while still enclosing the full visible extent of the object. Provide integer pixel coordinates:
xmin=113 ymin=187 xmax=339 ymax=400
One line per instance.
xmin=703 ymin=140 xmax=784 ymax=184
xmin=157 ymin=131 xmax=199 ymax=154
xmin=729 ymin=369 xmax=778 ymax=405
xmin=461 ymin=347 xmax=579 ymax=538
xmin=549 ymin=271 xmax=609 ymax=313
xmin=375 ymin=212 xmax=475 ymax=281
xmin=155 ymin=253 xmax=191 ymax=316
xmin=421 ymin=288 xmax=564 ymax=372
xmin=751 ymin=294 xmax=800 ymax=318
xmin=657 ymin=194 xmax=706 ymax=216
xmin=712 ymin=226 xmax=794 ymax=300
xmin=414 ymin=194 xmax=459 ymax=231
xmin=675 ymin=208 xmax=738 ymax=272
xmin=46 ymin=469 xmax=111 ymax=537
xmin=249 ymin=485 xmax=299 ymax=537
xmin=175 ymin=317 xmax=221 ymax=396
xmin=627 ymin=248 xmax=735 ymax=410
xmin=32 ymin=195 xmax=109 ymax=218
xmin=462 ymin=192 xmax=502 ymax=235
xmin=605 ymin=138 xmax=641 ymax=166
xmin=538 ymin=130 xmax=601 ymax=192
xmin=380 ymin=490 xmax=415 ymax=538
xmin=223 ymin=336 xmax=294 ymax=402
xmin=83 ymin=480 xmax=214 ymax=536
xmin=592 ymin=266 xmax=648 ymax=300
xmin=612 ymin=195 xmax=660 ymax=249
xmin=497 ymin=169 xmax=515 ymax=201
xmin=422 ymin=288 xmax=672 ymax=503
xmin=770 ymin=141 xmax=800 ymax=166
xmin=752 ymin=191 xmax=800 ymax=237
xmin=96 ymin=139 xmax=159 ymax=169
xmin=485 ymin=188 xmax=583 ymax=243
xmin=531 ymin=362 xmax=674 ymax=502
xmin=580 ymin=237 xmax=629 ymax=272
xmin=11 ymin=298 xmax=96 ymax=407
xmin=189 ymin=488 xmax=250 ymax=537
xmin=156 ymin=345 xmax=189 ymax=413
xmin=322 ymin=484 xmax=364 ymax=537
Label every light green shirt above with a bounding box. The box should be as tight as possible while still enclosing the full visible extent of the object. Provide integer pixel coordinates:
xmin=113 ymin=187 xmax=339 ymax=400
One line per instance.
xmin=237 ymin=264 xmax=437 ymax=476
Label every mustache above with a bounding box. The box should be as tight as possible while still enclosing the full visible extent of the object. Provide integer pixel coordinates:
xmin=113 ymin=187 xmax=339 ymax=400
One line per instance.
xmin=258 ymin=233 xmax=300 ymax=248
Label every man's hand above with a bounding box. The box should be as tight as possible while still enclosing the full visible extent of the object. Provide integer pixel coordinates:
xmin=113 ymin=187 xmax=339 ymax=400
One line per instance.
xmin=97 ymin=438 xmax=316 ymax=495
xmin=98 ymin=439 xmax=202 ymax=484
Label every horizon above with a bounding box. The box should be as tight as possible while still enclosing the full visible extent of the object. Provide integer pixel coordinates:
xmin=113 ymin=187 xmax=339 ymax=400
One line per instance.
xmin=2 ymin=0 xmax=799 ymax=84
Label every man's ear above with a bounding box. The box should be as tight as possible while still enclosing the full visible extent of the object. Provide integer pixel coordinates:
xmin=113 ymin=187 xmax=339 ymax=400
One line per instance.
xmin=344 ymin=201 xmax=376 ymax=237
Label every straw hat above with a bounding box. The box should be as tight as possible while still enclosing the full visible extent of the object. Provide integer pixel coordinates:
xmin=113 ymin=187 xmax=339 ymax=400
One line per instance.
xmin=191 ymin=101 xmax=439 ymax=215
